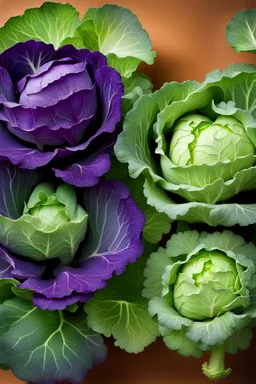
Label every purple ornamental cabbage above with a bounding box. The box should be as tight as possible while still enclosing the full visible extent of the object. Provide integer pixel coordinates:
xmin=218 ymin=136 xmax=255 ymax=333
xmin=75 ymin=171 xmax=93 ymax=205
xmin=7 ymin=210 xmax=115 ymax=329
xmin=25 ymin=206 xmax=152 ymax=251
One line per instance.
xmin=0 ymin=159 xmax=145 ymax=310
xmin=0 ymin=40 xmax=123 ymax=187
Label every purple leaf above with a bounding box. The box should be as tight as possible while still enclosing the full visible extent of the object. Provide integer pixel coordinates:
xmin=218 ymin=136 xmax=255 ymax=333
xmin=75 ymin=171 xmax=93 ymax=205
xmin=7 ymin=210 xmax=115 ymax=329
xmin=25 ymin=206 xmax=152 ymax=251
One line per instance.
xmin=33 ymin=292 xmax=93 ymax=311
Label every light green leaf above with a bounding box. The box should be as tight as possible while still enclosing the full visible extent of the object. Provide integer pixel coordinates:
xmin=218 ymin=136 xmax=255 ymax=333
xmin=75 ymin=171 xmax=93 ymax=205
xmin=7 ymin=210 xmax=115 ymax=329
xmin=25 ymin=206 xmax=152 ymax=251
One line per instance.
xmin=144 ymin=176 xmax=256 ymax=226
xmin=160 ymin=326 xmax=203 ymax=358
xmin=149 ymin=296 xmax=193 ymax=330
xmin=115 ymin=94 xmax=160 ymax=178
xmin=0 ymin=2 xmax=81 ymax=51
xmin=122 ymin=72 xmax=153 ymax=116
xmin=0 ymin=297 xmax=106 ymax=383
xmin=73 ymin=19 xmax=99 ymax=51
xmin=107 ymin=157 xmax=171 ymax=243
xmin=226 ymin=9 xmax=256 ymax=54
xmin=81 ymin=4 xmax=156 ymax=77
xmin=225 ymin=327 xmax=253 ymax=354
xmin=84 ymin=243 xmax=159 ymax=353
xmin=143 ymin=247 xmax=171 ymax=299
xmin=185 ymin=312 xmax=250 ymax=350
xmin=59 ymin=36 xmax=84 ymax=49
xmin=165 ymin=230 xmax=200 ymax=257
xmin=0 ymin=209 xmax=88 ymax=263
xmin=108 ymin=54 xmax=141 ymax=79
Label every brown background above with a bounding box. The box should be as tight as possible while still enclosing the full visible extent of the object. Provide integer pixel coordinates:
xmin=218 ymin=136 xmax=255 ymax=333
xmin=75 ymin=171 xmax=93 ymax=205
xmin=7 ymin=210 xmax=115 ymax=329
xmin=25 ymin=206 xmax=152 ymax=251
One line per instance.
xmin=0 ymin=0 xmax=256 ymax=383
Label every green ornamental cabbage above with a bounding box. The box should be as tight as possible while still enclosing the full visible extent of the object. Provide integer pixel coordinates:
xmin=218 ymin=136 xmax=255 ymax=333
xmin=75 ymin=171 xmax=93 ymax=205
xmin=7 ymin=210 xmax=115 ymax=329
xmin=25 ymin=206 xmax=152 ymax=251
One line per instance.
xmin=0 ymin=182 xmax=88 ymax=263
xmin=143 ymin=230 xmax=256 ymax=380
xmin=115 ymin=64 xmax=256 ymax=226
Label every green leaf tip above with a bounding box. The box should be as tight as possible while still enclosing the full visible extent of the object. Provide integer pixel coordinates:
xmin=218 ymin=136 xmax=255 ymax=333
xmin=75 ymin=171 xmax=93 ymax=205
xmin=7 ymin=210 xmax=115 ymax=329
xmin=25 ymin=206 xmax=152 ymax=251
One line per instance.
xmin=226 ymin=9 xmax=256 ymax=54
xmin=0 ymin=2 xmax=81 ymax=51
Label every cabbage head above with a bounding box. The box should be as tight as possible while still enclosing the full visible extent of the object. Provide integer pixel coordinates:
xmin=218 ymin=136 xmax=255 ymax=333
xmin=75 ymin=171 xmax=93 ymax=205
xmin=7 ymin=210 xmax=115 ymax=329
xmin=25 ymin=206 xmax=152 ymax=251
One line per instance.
xmin=143 ymin=230 xmax=256 ymax=380
xmin=115 ymin=64 xmax=256 ymax=226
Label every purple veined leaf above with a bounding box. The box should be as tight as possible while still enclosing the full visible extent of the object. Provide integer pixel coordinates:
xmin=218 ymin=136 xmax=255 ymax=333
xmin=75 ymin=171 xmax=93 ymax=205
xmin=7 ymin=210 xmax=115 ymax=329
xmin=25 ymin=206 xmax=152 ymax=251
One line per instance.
xmin=1 ymin=91 xmax=96 ymax=128
xmin=53 ymin=153 xmax=112 ymax=187
xmin=19 ymin=179 xmax=145 ymax=310
xmin=55 ymin=46 xmax=108 ymax=73
xmin=0 ymin=67 xmax=17 ymax=103
xmin=0 ymin=246 xmax=46 ymax=279
xmin=0 ymin=158 xmax=41 ymax=218
xmin=80 ymin=179 xmax=145 ymax=274
xmin=52 ymin=136 xmax=116 ymax=187
xmin=64 ymin=66 xmax=124 ymax=154
xmin=0 ymin=247 xmax=16 ymax=278
xmin=0 ymin=123 xmax=60 ymax=168
xmin=0 ymin=40 xmax=55 ymax=83
xmin=33 ymin=292 xmax=93 ymax=311
xmin=19 ymin=63 xmax=93 ymax=108
xmin=19 ymin=255 xmax=115 ymax=300
xmin=0 ymin=41 xmax=123 ymax=184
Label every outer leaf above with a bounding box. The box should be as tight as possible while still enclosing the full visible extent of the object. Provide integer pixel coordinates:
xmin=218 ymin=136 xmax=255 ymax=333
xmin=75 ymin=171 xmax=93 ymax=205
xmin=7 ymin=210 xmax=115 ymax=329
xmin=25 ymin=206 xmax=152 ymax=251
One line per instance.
xmin=81 ymin=4 xmax=156 ymax=77
xmin=226 ymin=9 xmax=256 ymax=54
xmin=0 ymin=297 xmax=106 ymax=384
xmin=0 ymin=208 xmax=88 ymax=262
xmin=149 ymin=296 xmax=193 ymax=330
xmin=122 ymin=72 xmax=153 ymax=116
xmin=225 ymin=327 xmax=253 ymax=354
xmin=0 ymin=2 xmax=81 ymax=51
xmin=106 ymin=157 xmax=171 ymax=243
xmin=143 ymin=247 xmax=170 ymax=299
xmin=144 ymin=176 xmax=256 ymax=226
xmin=84 ymin=243 xmax=159 ymax=353
xmin=160 ymin=326 xmax=203 ymax=358
xmin=185 ymin=312 xmax=250 ymax=350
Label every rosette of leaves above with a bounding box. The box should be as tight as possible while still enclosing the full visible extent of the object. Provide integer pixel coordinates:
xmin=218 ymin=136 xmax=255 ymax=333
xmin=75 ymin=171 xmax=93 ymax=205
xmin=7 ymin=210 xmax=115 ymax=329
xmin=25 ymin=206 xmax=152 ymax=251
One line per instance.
xmin=143 ymin=230 xmax=256 ymax=380
xmin=0 ymin=159 xmax=145 ymax=310
xmin=115 ymin=61 xmax=256 ymax=226
xmin=0 ymin=158 xmax=145 ymax=383
xmin=0 ymin=2 xmax=155 ymax=188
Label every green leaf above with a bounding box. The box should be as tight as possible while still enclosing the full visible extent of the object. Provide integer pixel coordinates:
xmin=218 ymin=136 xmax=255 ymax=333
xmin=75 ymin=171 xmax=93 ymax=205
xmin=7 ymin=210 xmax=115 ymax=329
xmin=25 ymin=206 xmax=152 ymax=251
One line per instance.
xmin=148 ymin=296 xmax=193 ymax=330
xmin=59 ymin=36 xmax=84 ymax=49
xmin=107 ymin=156 xmax=171 ymax=243
xmin=0 ymin=206 xmax=88 ymax=263
xmin=144 ymin=176 xmax=256 ymax=226
xmin=122 ymin=72 xmax=153 ymax=116
xmin=225 ymin=327 xmax=253 ymax=354
xmin=80 ymin=4 xmax=156 ymax=77
xmin=143 ymin=247 xmax=170 ymax=299
xmin=0 ymin=279 xmax=18 ymax=303
xmin=84 ymin=242 xmax=159 ymax=353
xmin=108 ymin=54 xmax=141 ymax=79
xmin=160 ymin=325 xmax=203 ymax=358
xmin=0 ymin=2 xmax=81 ymax=51
xmin=226 ymin=9 xmax=256 ymax=54
xmin=0 ymin=297 xmax=106 ymax=383
xmin=73 ymin=19 xmax=99 ymax=51
xmin=165 ymin=230 xmax=200 ymax=257
xmin=185 ymin=312 xmax=250 ymax=350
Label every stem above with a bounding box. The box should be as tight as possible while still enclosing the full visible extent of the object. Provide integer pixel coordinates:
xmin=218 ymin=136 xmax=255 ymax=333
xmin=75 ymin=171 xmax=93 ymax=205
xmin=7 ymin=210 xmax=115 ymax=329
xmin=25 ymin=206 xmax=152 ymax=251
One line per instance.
xmin=202 ymin=344 xmax=232 ymax=380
